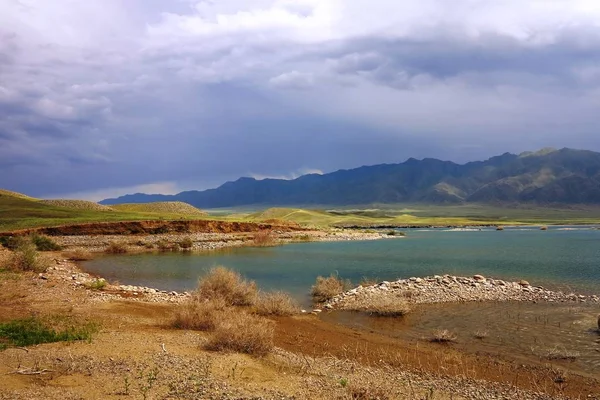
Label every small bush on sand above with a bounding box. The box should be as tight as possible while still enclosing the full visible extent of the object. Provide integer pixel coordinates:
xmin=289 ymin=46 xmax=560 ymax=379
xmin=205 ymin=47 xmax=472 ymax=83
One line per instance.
xmin=0 ymin=236 xmax=28 ymax=250
xmin=156 ymin=239 xmax=174 ymax=252
xmin=360 ymin=296 xmax=411 ymax=317
xmin=197 ymin=267 xmax=257 ymax=306
xmin=30 ymin=233 xmax=62 ymax=251
xmin=172 ymin=298 xmax=228 ymax=331
xmin=63 ymin=250 xmax=94 ymax=261
xmin=311 ymin=274 xmax=350 ymax=303
xmin=255 ymin=291 xmax=300 ymax=316
xmin=105 ymin=242 xmax=128 ymax=254
xmin=430 ymin=329 xmax=457 ymax=343
xmin=10 ymin=242 xmax=48 ymax=272
xmin=205 ymin=312 xmax=274 ymax=356
xmin=252 ymin=230 xmax=276 ymax=247
xmin=179 ymin=237 xmax=194 ymax=250
xmin=87 ymin=279 xmax=107 ymax=291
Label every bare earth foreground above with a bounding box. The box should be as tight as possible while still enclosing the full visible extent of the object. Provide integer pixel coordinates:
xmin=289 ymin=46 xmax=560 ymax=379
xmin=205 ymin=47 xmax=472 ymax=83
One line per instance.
xmin=1 ymin=232 xmax=600 ymax=399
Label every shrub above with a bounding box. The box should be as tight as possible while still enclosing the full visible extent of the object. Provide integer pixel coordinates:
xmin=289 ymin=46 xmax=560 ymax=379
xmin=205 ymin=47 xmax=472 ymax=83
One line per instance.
xmin=105 ymin=242 xmax=128 ymax=254
xmin=179 ymin=237 xmax=194 ymax=250
xmin=361 ymin=296 xmax=411 ymax=317
xmin=254 ymin=291 xmax=300 ymax=316
xmin=197 ymin=267 xmax=257 ymax=306
xmin=10 ymin=242 xmax=48 ymax=272
xmin=386 ymin=230 xmax=405 ymax=237
xmin=311 ymin=274 xmax=350 ymax=303
xmin=0 ymin=317 xmax=97 ymax=348
xmin=87 ymin=279 xmax=107 ymax=291
xmin=430 ymin=329 xmax=457 ymax=343
xmin=30 ymin=233 xmax=62 ymax=251
xmin=252 ymin=230 xmax=276 ymax=247
xmin=0 ymin=236 xmax=28 ymax=250
xmin=156 ymin=239 xmax=173 ymax=252
xmin=62 ymin=250 xmax=94 ymax=261
xmin=205 ymin=312 xmax=274 ymax=356
xmin=172 ymin=298 xmax=228 ymax=331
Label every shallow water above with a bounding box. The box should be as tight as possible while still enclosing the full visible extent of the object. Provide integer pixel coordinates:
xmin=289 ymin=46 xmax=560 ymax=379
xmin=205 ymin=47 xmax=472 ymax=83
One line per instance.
xmin=322 ymin=302 xmax=600 ymax=377
xmin=83 ymin=227 xmax=600 ymax=302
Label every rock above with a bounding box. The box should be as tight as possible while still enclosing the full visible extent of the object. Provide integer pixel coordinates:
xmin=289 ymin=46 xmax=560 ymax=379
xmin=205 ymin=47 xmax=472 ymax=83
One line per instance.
xmin=518 ymin=280 xmax=530 ymax=287
xmin=312 ymin=309 xmax=322 ymax=313
xmin=473 ymin=274 xmax=486 ymax=282
xmin=38 ymin=273 xmax=48 ymax=280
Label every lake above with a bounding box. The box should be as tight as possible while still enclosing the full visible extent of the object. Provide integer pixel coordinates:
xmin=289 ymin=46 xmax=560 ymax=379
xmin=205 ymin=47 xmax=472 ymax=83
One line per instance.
xmin=83 ymin=226 xmax=600 ymax=303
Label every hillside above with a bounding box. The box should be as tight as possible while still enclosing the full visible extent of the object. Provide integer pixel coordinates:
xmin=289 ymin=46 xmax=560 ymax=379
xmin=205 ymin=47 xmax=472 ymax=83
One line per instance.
xmin=101 ymin=148 xmax=600 ymax=207
xmin=111 ymin=202 xmax=207 ymax=216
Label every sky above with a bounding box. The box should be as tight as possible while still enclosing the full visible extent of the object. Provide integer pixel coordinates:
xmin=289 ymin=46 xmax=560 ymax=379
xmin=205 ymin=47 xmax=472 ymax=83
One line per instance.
xmin=2 ymin=0 xmax=600 ymax=200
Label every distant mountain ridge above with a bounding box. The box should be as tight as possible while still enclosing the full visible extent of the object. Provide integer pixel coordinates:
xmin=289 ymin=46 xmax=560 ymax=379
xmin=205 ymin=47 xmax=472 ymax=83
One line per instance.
xmin=101 ymin=148 xmax=600 ymax=207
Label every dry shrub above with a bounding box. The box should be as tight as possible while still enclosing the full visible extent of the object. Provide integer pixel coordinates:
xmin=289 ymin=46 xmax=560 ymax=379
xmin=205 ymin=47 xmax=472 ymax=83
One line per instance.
xmin=197 ymin=266 xmax=257 ymax=306
xmin=9 ymin=243 xmax=49 ymax=272
xmin=179 ymin=237 xmax=194 ymax=250
xmin=62 ymin=249 xmax=94 ymax=261
xmin=252 ymin=230 xmax=276 ymax=246
xmin=172 ymin=298 xmax=228 ymax=331
xmin=255 ymin=291 xmax=300 ymax=316
xmin=430 ymin=329 xmax=457 ymax=343
xmin=360 ymin=296 xmax=411 ymax=317
xmin=105 ymin=242 xmax=128 ymax=254
xmin=311 ymin=274 xmax=349 ymax=303
xmin=205 ymin=311 xmax=274 ymax=356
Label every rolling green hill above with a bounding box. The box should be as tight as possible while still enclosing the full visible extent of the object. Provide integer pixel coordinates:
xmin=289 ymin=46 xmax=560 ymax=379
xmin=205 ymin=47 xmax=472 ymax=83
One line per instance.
xmin=111 ymin=202 xmax=207 ymax=216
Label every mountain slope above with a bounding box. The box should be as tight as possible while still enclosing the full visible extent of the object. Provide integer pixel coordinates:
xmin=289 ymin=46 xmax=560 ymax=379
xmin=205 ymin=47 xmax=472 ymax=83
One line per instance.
xmin=101 ymin=148 xmax=600 ymax=207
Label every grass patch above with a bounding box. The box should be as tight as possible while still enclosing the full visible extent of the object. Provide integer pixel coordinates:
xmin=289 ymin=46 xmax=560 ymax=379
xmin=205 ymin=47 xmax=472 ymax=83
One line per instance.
xmin=311 ymin=274 xmax=350 ymax=303
xmin=197 ymin=266 xmax=257 ymax=306
xmin=105 ymin=241 xmax=128 ymax=254
xmin=205 ymin=311 xmax=274 ymax=356
xmin=9 ymin=242 xmax=49 ymax=272
xmin=544 ymin=347 xmax=580 ymax=361
xmin=0 ymin=317 xmax=97 ymax=349
xmin=430 ymin=329 xmax=457 ymax=343
xmin=30 ymin=233 xmax=62 ymax=251
xmin=87 ymin=278 xmax=107 ymax=291
xmin=254 ymin=291 xmax=300 ymax=316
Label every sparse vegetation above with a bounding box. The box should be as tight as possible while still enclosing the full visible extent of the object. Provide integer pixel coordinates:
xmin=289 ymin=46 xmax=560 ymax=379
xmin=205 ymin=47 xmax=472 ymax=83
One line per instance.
xmin=172 ymin=298 xmax=228 ymax=331
xmin=254 ymin=291 xmax=300 ymax=316
xmin=105 ymin=241 xmax=128 ymax=254
xmin=87 ymin=278 xmax=107 ymax=291
xmin=386 ymin=230 xmax=406 ymax=236
xmin=430 ymin=329 xmax=457 ymax=343
xmin=30 ymin=233 xmax=62 ymax=251
xmin=544 ymin=347 xmax=580 ymax=361
xmin=9 ymin=242 xmax=48 ymax=272
xmin=0 ymin=317 xmax=97 ymax=349
xmin=252 ymin=230 xmax=277 ymax=246
xmin=311 ymin=273 xmax=350 ymax=303
xmin=205 ymin=311 xmax=274 ymax=356
xmin=473 ymin=330 xmax=489 ymax=340
xmin=63 ymin=249 xmax=95 ymax=261
xmin=359 ymin=296 xmax=411 ymax=317
xmin=197 ymin=267 xmax=257 ymax=306
xmin=179 ymin=237 xmax=194 ymax=250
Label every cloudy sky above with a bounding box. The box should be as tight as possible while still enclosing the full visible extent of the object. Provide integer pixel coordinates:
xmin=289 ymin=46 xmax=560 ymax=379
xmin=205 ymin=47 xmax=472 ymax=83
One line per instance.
xmin=2 ymin=0 xmax=600 ymax=200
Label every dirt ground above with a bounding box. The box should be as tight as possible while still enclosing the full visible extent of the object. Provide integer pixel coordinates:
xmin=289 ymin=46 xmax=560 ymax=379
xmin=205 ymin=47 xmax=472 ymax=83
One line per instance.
xmin=0 ymin=250 xmax=599 ymax=400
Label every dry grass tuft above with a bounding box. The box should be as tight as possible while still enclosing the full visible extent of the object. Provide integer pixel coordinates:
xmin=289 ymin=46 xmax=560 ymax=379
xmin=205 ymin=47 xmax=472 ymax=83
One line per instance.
xmin=205 ymin=311 xmax=274 ymax=356
xmin=254 ymin=291 xmax=300 ymax=316
xmin=473 ymin=330 xmax=488 ymax=340
xmin=430 ymin=329 xmax=457 ymax=343
xmin=311 ymin=274 xmax=350 ymax=303
xmin=544 ymin=347 xmax=580 ymax=361
xmin=172 ymin=298 xmax=228 ymax=331
xmin=197 ymin=266 xmax=257 ymax=306
xmin=359 ymin=296 xmax=411 ymax=317
xmin=252 ymin=230 xmax=277 ymax=246
xmin=105 ymin=242 xmax=128 ymax=254
xmin=63 ymin=249 xmax=95 ymax=261
xmin=9 ymin=243 xmax=49 ymax=272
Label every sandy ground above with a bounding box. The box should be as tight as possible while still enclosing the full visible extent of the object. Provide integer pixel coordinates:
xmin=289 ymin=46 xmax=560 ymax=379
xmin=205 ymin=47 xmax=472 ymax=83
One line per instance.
xmin=1 ymin=249 xmax=599 ymax=399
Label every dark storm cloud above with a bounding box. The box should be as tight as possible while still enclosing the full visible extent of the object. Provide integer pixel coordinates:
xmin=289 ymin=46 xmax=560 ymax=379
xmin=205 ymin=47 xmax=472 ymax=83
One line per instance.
xmin=2 ymin=0 xmax=600 ymax=200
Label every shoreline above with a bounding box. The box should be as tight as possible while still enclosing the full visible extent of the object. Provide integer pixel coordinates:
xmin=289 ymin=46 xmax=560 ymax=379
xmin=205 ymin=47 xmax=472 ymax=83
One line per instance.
xmin=326 ymin=274 xmax=600 ymax=313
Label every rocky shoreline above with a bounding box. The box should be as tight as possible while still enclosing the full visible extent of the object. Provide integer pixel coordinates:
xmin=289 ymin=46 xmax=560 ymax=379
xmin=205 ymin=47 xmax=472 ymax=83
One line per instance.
xmin=326 ymin=274 xmax=600 ymax=311
xmin=52 ymin=228 xmax=395 ymax=253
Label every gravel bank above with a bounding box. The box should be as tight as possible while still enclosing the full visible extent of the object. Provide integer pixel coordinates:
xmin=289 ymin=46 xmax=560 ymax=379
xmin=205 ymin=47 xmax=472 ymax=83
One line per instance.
xmin=327 ymin=274 xmax=600 ymax=311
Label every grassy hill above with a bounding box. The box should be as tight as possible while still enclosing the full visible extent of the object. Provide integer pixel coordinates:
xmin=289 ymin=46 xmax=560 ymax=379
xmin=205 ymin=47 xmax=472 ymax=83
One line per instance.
xmin=40 ymin=199 xmax=114 ymax=211
xmin=0 ymin=191 xmax=209 ymax=232
xmin=111 ymin=202 xmax=207 ymax=216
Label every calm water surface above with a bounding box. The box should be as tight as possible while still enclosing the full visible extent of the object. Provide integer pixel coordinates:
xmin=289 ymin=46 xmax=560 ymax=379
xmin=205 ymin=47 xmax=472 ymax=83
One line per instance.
xmin=83 ymin=227 xmax=600 ymax=300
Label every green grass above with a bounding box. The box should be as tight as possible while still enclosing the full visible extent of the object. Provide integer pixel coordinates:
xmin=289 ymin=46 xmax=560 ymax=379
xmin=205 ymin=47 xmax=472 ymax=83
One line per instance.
xmin=0 ymin=194 xmax=210 ymax=232
xmin=0 ymin=317 xmax=97 ymax=349
xmin=111 ymin=202 xmax=207 ymax=216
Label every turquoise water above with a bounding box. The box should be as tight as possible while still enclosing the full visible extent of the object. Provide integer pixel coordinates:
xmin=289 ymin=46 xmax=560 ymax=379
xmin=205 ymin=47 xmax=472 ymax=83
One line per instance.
xmin=83 ymin=227 xmax=600 ymax=301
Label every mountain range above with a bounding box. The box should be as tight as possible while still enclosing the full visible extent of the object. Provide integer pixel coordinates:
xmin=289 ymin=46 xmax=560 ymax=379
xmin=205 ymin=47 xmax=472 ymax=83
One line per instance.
xmin=101 ymin=148 xmax=600 ymax=207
